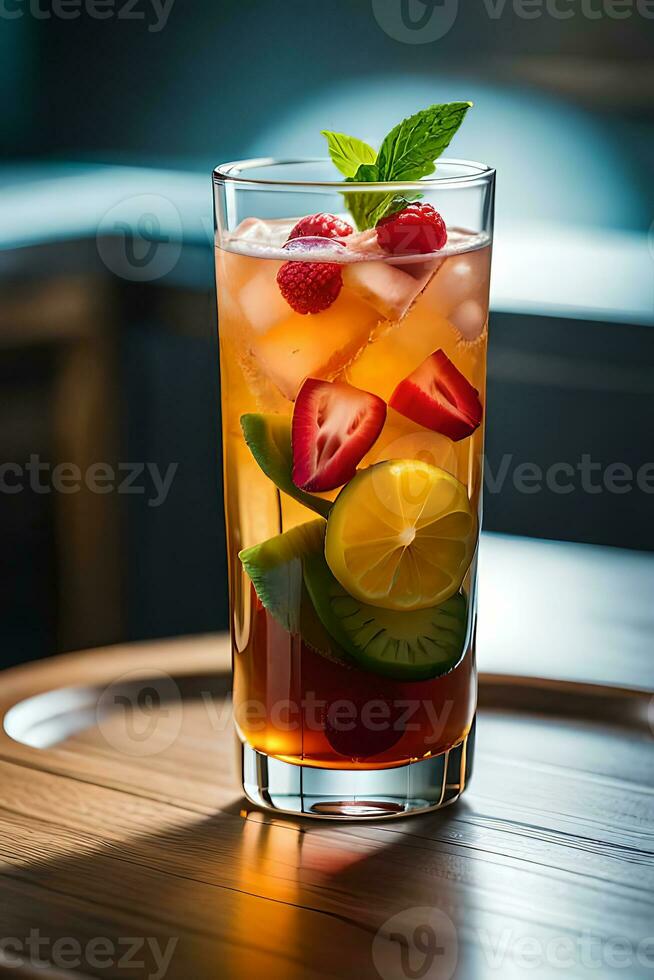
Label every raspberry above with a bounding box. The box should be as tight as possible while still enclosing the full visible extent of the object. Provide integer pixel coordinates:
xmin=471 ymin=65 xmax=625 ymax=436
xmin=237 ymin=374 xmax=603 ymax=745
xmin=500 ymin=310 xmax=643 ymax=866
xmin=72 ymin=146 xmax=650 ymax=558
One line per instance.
xmin=287 ymin=212 xmax=353 ymax=241
xmin=277 ymin=261 xmax=343 ymax=315
xmin=376 ymin=203 xmax=447 ymax=256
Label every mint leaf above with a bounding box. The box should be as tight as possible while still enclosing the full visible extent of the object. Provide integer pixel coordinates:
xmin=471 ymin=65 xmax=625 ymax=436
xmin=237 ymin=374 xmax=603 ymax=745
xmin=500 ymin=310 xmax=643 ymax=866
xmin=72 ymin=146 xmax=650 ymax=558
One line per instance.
xmin=321 ymin=131 xmax=376 ymax=179
xmin=344 ymin=160 xmax=412 ymax=231
xmin=368 ymin=191 xmax=422 ymax=227
xmin=323 ymin=101 xmax=472 ymax=230
xmin=376 ymin=102 xmax=472 ymax=182
xmin=351 ymin=161 xmax=380 ymax=183
xmin=346 ymin=189 xmax=409 ymax=232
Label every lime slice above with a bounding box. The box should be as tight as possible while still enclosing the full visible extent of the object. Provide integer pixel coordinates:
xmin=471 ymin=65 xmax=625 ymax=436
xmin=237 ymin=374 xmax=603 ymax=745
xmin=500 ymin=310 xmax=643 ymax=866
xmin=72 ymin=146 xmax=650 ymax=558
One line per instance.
xmin=304 ymin=549 xmax=467 ymax=681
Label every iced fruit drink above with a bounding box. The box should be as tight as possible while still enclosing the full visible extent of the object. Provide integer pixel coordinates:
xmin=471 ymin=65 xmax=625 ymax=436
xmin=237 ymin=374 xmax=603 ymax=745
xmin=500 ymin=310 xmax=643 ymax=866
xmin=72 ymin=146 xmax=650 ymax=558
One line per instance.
xmin=215 ymin=215 xmax=490 ymax=770
xmin=214 ymin=101 xmax=494 ymax=817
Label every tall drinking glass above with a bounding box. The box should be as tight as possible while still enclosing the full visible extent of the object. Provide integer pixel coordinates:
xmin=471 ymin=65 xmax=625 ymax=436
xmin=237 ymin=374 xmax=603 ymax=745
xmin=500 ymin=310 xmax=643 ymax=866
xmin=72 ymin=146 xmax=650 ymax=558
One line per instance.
xmin=213 ymin=159 xmax=494 ymax=819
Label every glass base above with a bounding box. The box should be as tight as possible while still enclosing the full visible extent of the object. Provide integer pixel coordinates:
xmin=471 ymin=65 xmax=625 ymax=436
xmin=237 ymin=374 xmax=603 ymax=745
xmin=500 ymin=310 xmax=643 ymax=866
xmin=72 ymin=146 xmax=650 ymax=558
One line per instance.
xmin=241 ymin=719 xmax=475 ymax=820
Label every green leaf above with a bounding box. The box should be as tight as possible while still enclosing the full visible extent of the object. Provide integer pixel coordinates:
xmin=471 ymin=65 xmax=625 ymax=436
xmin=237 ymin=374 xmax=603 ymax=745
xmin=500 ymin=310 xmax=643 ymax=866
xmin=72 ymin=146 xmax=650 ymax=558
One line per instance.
xmin=351 ymin=161 xmax=380 ymax=183
xmin=321 ymin=131 xmax=376 ymax=179
xmin=343 ymin=160 xmax=406 ymax=231
xmin=343 ymin=189 xmax=389 ymax=232
xmin=325 ymin=101 xmax=472 ymax=230
xmin=367 ymin=192 xmax=418 ymax=227
xmin=240 ymin=413 xmax=332 ymax=519
xmin=344 ymin=189 xmax=421 ymax=232
xmin=376 ymin=102 xmax=472 ymax=182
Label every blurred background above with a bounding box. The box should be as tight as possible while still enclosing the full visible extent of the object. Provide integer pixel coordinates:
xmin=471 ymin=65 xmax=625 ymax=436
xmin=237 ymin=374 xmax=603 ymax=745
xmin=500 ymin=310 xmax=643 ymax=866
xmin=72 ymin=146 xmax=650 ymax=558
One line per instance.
xmin=0 ymin=0 xmax=652 ymax=667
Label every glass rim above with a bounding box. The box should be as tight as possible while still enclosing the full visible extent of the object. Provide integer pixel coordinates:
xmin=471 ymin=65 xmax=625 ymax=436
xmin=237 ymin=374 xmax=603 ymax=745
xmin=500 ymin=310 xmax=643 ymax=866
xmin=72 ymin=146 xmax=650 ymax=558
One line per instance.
xmin=213 ymin=157 xmax=495 ymax=191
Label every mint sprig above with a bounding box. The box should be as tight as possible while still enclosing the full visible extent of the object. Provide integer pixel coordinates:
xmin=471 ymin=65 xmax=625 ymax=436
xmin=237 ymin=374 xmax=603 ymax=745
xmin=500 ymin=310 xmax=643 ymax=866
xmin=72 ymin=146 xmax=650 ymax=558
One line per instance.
xmin=322 ymin=101 xmax=472 ymax=230
xmin=320 ymin=131 xmax=376 ymax=179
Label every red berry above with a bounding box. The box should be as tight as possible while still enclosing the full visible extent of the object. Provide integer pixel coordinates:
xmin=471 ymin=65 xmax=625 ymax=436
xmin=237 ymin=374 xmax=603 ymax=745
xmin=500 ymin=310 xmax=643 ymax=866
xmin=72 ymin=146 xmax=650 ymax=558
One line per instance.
xmin=277 ymin=261 xmax=343 ymax=315
xmin=376 ymin=203 xmax=447 ymax=256
xmin=287 ymin=212 xmax=353 ymax=241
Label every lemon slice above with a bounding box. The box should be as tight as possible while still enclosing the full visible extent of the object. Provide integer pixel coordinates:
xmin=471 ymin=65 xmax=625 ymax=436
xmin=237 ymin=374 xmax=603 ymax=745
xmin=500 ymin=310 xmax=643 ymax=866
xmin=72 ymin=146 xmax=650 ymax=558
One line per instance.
xmin=325 ymin=459 xmax=476 ymax=611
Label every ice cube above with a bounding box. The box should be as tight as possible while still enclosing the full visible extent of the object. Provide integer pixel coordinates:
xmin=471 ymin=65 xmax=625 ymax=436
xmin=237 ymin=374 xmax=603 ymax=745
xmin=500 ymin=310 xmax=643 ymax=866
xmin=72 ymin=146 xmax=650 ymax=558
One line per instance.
xmin=238 ymin=263 xmax=290 ymax=336
xmin=229 ymin=216 xmax=296 ymax=248
xmin=232 ymin=217 xmax=272 ymax=243
xmin=400 ymin=256 xmax=444 ymax=279
xmin=449 ymin=299 xmax=487 ymax=341
xmin=424 ymin=247 xmax=491 ymax=319
xmin=219 ymin=336 xmax=287 ymax=435
xmin=341 ymin=228 xmax=383 ymax=258
xmin=216 ymin=245 xmax=255 ymax=298
xmin=342 ymin=260 xmax=437 ymax=322
xmin=345 ymin=303 xmax=453 ymax=402
xmin=251 ymin=292 xmax=377 ymax=400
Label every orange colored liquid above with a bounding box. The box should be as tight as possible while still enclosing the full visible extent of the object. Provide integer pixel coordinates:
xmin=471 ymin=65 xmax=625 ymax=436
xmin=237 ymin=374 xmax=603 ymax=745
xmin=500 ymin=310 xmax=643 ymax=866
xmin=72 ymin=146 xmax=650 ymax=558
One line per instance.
xmin=216 ymin=230 xmax=490 ymax=769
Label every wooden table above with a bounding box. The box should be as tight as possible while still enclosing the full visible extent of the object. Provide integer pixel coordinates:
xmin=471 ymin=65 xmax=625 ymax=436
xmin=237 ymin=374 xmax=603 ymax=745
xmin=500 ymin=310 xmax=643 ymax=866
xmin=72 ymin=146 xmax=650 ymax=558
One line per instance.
xmin=1 ymin=535 xmax=653 ymax=980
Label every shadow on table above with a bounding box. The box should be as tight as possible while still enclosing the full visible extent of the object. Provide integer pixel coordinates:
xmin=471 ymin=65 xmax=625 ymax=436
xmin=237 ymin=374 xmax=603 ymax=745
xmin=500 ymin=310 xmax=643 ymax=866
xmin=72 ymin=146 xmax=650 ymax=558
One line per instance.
xmin=2 ymin=796 xmax=477 ymax=980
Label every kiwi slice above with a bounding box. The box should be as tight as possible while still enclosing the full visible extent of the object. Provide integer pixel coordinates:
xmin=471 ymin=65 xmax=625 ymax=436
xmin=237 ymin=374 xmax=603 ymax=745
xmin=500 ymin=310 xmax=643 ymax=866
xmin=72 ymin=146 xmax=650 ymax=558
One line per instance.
xmin=303 ymin=551 xmax=467 ymax=681
xmin=240 ymin=413 xmax=331 ymax=519
xmin=239 ymin=519 xmax=348 ymax=665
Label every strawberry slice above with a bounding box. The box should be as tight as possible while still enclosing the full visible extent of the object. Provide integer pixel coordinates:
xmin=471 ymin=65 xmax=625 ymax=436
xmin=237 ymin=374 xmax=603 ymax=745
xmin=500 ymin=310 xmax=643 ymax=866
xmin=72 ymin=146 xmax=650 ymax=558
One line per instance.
xmin=389 ymin=350 xmax=483 ymax=442
xmin=292 ymin=379 xmax=386 ymax=492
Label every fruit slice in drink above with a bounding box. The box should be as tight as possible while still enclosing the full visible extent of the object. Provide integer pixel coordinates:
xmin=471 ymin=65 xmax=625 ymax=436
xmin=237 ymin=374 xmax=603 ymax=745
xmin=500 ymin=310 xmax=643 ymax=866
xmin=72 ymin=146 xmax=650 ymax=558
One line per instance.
xmin=325 ymin=459 xmax=476 ymax=612
xmin=389 ymin=349 xmax=483 ymax=442
xmin=291 ymin=378 xmax=386 ymax=492
xmin=304 ymin=550 xmax=467 ymax=681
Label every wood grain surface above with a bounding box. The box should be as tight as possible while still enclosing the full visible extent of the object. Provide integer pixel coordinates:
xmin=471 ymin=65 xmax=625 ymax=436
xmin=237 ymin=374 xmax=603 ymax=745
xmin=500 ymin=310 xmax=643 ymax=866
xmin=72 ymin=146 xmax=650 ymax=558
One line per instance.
xmin=0 ymin=632 xmax=653 ymax=980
